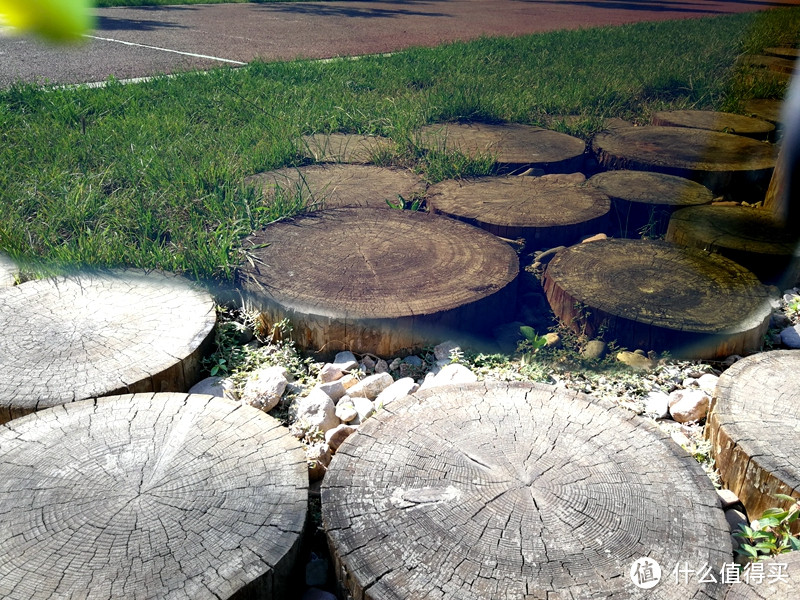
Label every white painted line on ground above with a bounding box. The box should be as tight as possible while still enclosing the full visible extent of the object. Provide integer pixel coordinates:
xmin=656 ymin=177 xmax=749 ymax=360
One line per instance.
xmin=85 ymin=34 xmax=247 ymax=65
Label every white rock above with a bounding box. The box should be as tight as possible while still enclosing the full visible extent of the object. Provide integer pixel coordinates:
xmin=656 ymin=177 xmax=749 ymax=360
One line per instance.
xmin=348 ymin=372 xmax=394 ymax=400
xmin=668 ymin=389 xmax=711 ymax=423
xmin=616 ymin=351 xmax=654 ymax=370
xmin=332 ymin=351 xmax=359 ymax=372
xmin=433 ymin=340 xmax=461 ymax=363
xmin=335 ymin=399 xmax=358 ymax=423
xmin=295 ymin=388 xmax=339 ymax=432
xmin=340 ymin=373 xmax=359 ymax=390
xmin=241 ymin=365 xmax=289 ymax=411
xmin=352 ymin=397 xmax=375 ymax=423
xmin=325 ymin=424 xmax=357 ymax=451
xmin=188 ymin=376 xmax=227 ymax=398
xmin=317 ymin=380 xmax=346 ymax=403
xmin=319 ymin=363 xmax=344 ymax=383
xmin=420 ymin=363 xmax=478 ymax=390
xmin=418 ymin=371 xmax=438 ymax=390
xmin=375 ymin=377 xmax=418 ymax=407
xmin=696 ymin=373 xmax=720 ymax=395
xmin=780 ymin=324 xmax=800 ymax=349
xmin=374 ymin=359 xmax=389 ymax=373
xmin=644 ymin=391 xmax=670 ymax=419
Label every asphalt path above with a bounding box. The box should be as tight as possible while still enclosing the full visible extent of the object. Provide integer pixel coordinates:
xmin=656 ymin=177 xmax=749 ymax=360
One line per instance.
xmin=2 ymin=0 xmax=800 ymax=87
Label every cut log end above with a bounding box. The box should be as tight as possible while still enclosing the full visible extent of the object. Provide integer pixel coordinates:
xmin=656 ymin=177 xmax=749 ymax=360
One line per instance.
xmin=300 ymin=133 xmax=394 ymax=164
xmin=0 ymin=393 xmax=308 ymax=600
xmin=651 ymin=110 xmax=774 ymax=140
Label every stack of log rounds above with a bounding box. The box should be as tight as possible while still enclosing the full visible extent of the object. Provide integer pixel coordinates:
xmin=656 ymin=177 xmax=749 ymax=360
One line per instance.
xmin=723 ymin=551 xmax=800 ymax=599
xmin=739 ymin=55 xmax=796 ymax=76
xmin=592 ymin=126 xmax=776 ymax=196
xmin=0 ymin=393 xmax=308 ymax=600
xmin=586 ymin=170 xmax=714 ymax=238
xmin=651 ymin=110 xmax=774 ymax=141
xmin=0 ymin=271 xmax=216 ymax=424
xmin=300 ymin=133 xmax=394 ymax=164
xmin=418 ymin=122 xmax=586 ymax=174
xmin=666 ymin=205 xmax=800 ymax=286
xmin=541 ymin=239 xmax=773 ymax=359
xmin=322 ymin=381 xmax=731 ymax=600
xmin=764 ymin=47 xmax=800 ymax=60
xmin=237 ymin=208 xmax=519 ymax=357
xmin=245 ymin=164 xmax=426 ymax=211
xmin=0 ymin=253 xmax=17 ymax=287
xmin=427 ymin=176 xmax=610 ymax=247
xmin=707 ymin=350 xmax=800 ymax=528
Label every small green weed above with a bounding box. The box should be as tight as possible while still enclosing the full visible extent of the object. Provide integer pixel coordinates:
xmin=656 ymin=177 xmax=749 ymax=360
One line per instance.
xmin=734 ymin=495 xmax=800 ymax=562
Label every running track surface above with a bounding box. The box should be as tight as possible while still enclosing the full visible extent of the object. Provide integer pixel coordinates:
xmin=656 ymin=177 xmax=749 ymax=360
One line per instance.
xmin=1 ymin=0 xmax=800 ymax=86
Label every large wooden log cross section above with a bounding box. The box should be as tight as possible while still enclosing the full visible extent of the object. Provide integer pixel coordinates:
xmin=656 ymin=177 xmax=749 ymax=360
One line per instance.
xmin=707 ymin=350 xmax=800 ymax=526
xmin=322 ymin=382 xmax=731 ymax=600
xmin=237 ymin=208 xmax=519 ymax=357
xmin=0 ymin=393 xmax=308 ymax=600
xmin=0 ymin=271 xmax=216 ymax=424
xmin=542 ymin=239 xmax=773 ymax=359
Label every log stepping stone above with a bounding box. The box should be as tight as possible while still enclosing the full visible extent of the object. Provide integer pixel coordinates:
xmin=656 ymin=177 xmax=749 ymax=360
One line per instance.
xmin=0 ymin=270 xmax=216 ymax=424
xmin=237 ymin=208 xmax=518 ymax=357
xmin=427 ymin=175 xmax=610 ymax=247
xmin=764 ymin=47 xmax=800 ymax=60
xmin=0 ymin=393 xmax=307 ymax=600
xmin=541 ymin=238 xmax=773 ymax=359
xmin=322 ymin=381 xmax=731 ymax=600
xmin=651 ymin=110 xmax=774 ymax=141
xmin=666 ymin=205 xmax=800 ymax=286
xmin=245 ymin=164 xmax=426 ymax=211
xmin=300 ymin=133 xmax=394 ymax=164
xmin=744 ymin=99 xmax=784 ymax=127
xmin=739 ymin=55 xmax=796 ymax=76
xmin=707 ymin=350 xmax=800 ymax=528
xmin=723 ymin=551 xmax=800 ymax=599
xmin=586 ymin=170 xmax=713 ymax=238
xmin=418 ymin=122 xmax=586 ymax=174
xmin=592 ymin=126 xmax=776 ymax=196
xmin=0 ymin=253 xmax=17 ymax=288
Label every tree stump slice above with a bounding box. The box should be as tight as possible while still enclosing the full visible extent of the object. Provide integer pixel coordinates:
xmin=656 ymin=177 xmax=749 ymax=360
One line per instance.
xmin=739 ymin=55 xmax=797 ymax=75
xmin=586 ymin=170 xmax=714 ymax=237
xmin=418 ymin=122 xmax=586 ymax=174
xmin=592 ymin=126 xmax=776 ymax=195
xmin=0 ymin=271 xmax=216 ymax=424
xmin=245 ymin=164 xmax=426 ymax=211
xmin=541 ymin=239 xmax=773 ymax=358
xmin=300 ymin=133 xmax=394 ymax=164
xmin=0 ymin=393 xmax=308 ymax=600
xmin=764 ymin=47 xmax=800 ymax=60
xmin=723 ymin=551 xmax=800 ymax=599
xmin=427 ymin=176 xmax=610 ymax=248
xmin=744 ymin=99 xmax=784 ymax=126
xmin=651 ymin=110 xmax=774 ymax=141
xmin=0 ymin=253 xmax=17 ymax=288
xmin=237 ymin=208 xmax=518 ymax=357
xmin=666 ymin=205 xmax=800 ymax=286
xmin=322 ymin=381 xmax=731 ymax=600
xmin=707 ymin=350 xmax=800 ymax=531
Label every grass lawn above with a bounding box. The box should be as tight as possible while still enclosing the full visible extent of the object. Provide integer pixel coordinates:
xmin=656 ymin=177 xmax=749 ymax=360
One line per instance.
xmin=1 ymin=8 xmax=798 ymax=282
xmin=95 ymin=0 xmax=321 ymax=6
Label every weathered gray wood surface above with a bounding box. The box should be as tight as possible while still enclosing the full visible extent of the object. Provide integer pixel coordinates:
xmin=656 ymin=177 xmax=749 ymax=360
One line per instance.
xmin=651 ymin=110 xmax=774 ymax=141
xmin=666 ymin=205 xmax=800 ymax=286
xmin=542 ymin=239 xmax=773 ymax=359
xmin=0 ymin=271 xmax=216 ymax=424
xmin=723 ymin=551 xmax=800 ymax=599
xmin=0 ymin=393 xmax=308 ymax=600
xmin=0 ymin=253 xmax=17 ymax=288
xmin=300 ymin=133 xmax=394 ymax=164
xmin=427 ymin=176 xmax=610 ymax=247
xmin=322 ymin=382 xmax=731 ymax=600
xmin=744 ymin=99 xmax=784 ymax=126
xmin=418 ymin=122 xmax=586 ymax=173
xmin=245 ymin=164 xmax=426 ymax=211
xmin=237 ymin=208 xmax=518 ymax=357
xmin=707 ymin=350 xmax=800 ymax=528
xmin=586 ymin=170 xmax=713 ymax=237
xmin=592 ymin=126 xmax=776 ymax=195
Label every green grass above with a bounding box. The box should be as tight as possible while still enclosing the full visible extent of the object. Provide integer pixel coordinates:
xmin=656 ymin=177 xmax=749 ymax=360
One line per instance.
xmin=95 ymin=0 xmax=321 ymax=7
xmin=1 ymin=9 xmax=799 ymax=282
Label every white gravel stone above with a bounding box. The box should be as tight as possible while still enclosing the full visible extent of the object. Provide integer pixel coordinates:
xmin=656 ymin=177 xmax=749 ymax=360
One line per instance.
xmin=668 ymin=388 xmax=711 ymax=423
xmin=696 ymin=373 xmax=720 ymax=395
xmin=352 ymin=397 xmax=375 ymax=424
xmin=317 ymin=380 xmax=346 ymax=403
xmin=188 ymin=376 xmax=227 ymax=398
xmin=325 ymin=424 xmax=357 ymax=451
xmin=241 ymin=365 xmax=289 ymax=411
xmin=375 ymin=377 xmax=418 ymax=407
xmin=644 ymin=391 xmax=670 ymax=419
xmin=419 ymin=363 xmax=478 ymax=390
xmin=319 ymin=363 xmax=344 ymax=383
xmin=295 ymin=388 xmax=339 ymax=432
xmin=332 ymin=351 xmax=359 ymax=372
xmin=335 ymin=399 xmax=358 ymax=423
xmin=348 ymin=372 xmax=394 ymax=400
